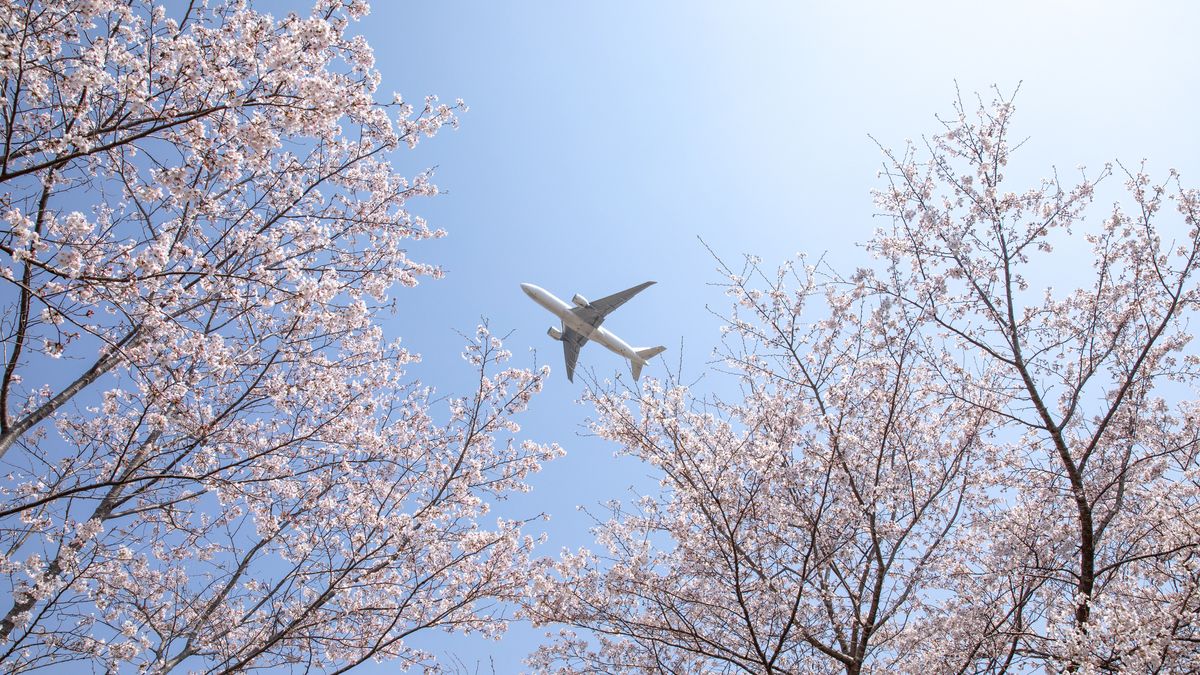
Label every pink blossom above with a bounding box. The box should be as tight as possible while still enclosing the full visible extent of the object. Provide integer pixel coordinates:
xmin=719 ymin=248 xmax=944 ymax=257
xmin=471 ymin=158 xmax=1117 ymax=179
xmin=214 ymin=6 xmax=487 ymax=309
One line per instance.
xmin=0 ymin=2 xmax=549 ymax=672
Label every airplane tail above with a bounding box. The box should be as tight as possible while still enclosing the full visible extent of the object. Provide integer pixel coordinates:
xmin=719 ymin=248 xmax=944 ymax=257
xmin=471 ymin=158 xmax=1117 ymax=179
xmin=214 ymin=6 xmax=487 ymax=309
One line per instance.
xmin=630 ymin=346 xmax=667 ymax=380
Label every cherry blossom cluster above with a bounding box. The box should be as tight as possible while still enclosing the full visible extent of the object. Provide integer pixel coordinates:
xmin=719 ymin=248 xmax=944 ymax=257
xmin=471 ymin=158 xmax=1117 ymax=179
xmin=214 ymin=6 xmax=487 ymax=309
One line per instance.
xmin=527 ymin=257 xmax=998 ymax=672
xmin=0 ymin=2 xmax=555 ymax=672
xmin=528 ymin=91 xmax=1200 ymax=673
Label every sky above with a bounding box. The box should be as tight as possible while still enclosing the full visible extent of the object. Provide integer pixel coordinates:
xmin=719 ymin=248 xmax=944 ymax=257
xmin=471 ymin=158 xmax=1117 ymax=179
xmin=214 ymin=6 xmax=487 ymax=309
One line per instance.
xmin=333 ymin=1 xmax=1200 ymax=669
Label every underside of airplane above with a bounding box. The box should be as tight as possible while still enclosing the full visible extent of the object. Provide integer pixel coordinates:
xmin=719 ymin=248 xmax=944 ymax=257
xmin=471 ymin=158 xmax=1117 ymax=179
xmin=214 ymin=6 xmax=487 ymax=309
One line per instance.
xmin=521 ymin=281 xmax=666 ymax=381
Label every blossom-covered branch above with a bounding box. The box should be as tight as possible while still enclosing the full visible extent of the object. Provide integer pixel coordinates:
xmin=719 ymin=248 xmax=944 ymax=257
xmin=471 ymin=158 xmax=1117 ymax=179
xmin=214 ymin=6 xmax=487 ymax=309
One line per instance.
xmin=529 ymin=258 xmax=993 ymax=673
xmin=0 ymin=1 xmax=559 ymax=672
xmin=529 ymin=92 xmax=1200 ymax=673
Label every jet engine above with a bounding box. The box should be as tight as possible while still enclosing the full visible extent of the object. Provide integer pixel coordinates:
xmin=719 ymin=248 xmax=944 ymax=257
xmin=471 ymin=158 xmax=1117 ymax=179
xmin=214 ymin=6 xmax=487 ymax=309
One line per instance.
xmin=547 ymin=326 xmax=563 ymax=341
xmin=572 ymin=294 xmax=589 ymax=307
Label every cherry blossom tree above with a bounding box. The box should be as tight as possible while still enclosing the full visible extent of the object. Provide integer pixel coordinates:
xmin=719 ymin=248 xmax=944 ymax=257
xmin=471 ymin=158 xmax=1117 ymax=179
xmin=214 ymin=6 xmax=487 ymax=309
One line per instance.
xmin=868 ymin=90 xmax=1200 ymax=672
xmin=527 ymin=260 xmax=996 ymax=673
xmin=528 ymin=93 xmax=1200 ymax=673
xmin=0 ymin=1 xmax=558 ymax=672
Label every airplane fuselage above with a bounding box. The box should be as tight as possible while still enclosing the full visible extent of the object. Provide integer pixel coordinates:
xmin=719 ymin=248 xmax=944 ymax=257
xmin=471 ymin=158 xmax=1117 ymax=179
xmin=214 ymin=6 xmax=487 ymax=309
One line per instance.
xmin=520 ymin=283 xmax=644 ymax=364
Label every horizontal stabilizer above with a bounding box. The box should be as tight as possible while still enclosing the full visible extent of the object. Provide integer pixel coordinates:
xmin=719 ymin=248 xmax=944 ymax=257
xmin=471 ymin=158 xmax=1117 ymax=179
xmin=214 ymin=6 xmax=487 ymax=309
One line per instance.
xmin=636 ymin=346 xmax=667 ymax=361
xmin=630 ymin=346 xmax=667 ymax=380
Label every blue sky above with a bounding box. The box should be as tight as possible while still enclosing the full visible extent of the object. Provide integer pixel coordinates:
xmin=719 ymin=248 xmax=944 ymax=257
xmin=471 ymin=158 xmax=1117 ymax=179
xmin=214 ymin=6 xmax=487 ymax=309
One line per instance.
xmin=341 ymin=1 xmax=1200 ymax=669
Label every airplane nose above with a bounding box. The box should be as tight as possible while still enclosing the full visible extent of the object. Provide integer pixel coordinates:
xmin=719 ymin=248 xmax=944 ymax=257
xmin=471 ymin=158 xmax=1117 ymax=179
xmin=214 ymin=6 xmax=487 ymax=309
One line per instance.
xmin=520 ymin=283 xmax=535 ymax=296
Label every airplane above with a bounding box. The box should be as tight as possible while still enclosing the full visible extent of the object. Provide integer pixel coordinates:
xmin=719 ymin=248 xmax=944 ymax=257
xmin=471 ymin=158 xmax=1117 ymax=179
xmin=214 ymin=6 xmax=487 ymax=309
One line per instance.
xmin=520 ymin=281 xmax=666 ymax=382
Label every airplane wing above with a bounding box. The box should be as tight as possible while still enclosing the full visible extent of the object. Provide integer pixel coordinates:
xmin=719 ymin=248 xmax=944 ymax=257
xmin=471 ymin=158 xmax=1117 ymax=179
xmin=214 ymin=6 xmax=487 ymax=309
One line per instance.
xmin=571 ymin=281 xmax=656 ymax=328
xmin=561 ymin=326 xmax=588 ymax=382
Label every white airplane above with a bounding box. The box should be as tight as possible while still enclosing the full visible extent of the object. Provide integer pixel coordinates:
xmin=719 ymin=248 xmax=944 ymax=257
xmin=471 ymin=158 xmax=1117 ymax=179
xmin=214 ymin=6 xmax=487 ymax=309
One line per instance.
xmin=521 ymin=281 xmax=666 ymax=382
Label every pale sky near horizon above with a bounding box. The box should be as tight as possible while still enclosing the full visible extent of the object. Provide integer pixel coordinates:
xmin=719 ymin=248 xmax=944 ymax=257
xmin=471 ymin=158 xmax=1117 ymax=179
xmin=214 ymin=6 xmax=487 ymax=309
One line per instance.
xmin=338 ymin=1 xmax=1200 ymax=669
